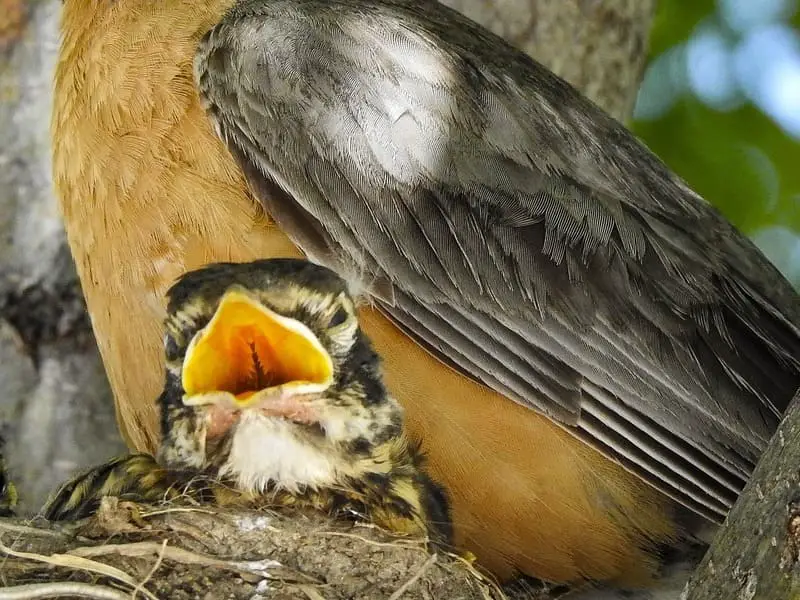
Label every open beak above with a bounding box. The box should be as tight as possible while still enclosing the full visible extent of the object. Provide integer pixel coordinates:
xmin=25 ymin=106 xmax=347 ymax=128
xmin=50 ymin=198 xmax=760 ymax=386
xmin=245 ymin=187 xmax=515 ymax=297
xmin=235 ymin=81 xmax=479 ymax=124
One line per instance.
xmin=181 ymin=289 xmax=334 ymax=409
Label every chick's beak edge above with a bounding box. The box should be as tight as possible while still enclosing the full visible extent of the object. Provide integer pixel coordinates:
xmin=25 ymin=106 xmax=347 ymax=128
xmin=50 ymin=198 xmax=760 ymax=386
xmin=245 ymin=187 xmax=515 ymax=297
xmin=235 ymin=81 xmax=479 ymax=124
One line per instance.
xmin=181 ymin=289 xmax=334 ymax=408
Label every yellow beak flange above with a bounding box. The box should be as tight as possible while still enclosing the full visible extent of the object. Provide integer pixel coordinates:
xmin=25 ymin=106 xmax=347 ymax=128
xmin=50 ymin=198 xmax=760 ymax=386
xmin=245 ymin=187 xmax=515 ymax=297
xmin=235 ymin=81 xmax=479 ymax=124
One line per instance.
xmin=181 ymin=289 xmax=333 ymax=408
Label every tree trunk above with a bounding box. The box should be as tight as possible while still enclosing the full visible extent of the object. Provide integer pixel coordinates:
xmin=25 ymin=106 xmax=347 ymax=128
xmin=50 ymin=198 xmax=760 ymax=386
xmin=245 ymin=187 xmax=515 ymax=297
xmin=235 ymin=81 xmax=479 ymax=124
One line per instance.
xmin=683 ymin=390 xmax=800 ymax=600
xmin=0 ymin=0 xmax=127 ymax=516
xmin=440 ymin=0 xmax=656 ymax=122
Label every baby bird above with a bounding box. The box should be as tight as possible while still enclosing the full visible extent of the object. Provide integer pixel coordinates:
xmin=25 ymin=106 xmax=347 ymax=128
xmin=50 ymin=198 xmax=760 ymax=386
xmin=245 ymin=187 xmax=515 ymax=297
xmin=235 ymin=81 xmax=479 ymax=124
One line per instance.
xmin=44 ymin=259 xmax=451 ymax=545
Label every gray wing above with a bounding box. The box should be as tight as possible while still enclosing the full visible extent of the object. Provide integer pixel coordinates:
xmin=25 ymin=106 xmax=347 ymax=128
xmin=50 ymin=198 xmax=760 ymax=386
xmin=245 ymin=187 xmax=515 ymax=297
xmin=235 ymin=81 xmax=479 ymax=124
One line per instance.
xmin=194 ymin=0 xmax=800 ymax=522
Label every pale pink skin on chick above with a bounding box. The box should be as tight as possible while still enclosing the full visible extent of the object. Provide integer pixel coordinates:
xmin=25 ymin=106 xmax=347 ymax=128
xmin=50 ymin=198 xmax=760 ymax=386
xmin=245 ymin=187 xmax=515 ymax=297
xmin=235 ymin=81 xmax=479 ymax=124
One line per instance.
xmin=205 ymin=395 xmax=322 ymax=440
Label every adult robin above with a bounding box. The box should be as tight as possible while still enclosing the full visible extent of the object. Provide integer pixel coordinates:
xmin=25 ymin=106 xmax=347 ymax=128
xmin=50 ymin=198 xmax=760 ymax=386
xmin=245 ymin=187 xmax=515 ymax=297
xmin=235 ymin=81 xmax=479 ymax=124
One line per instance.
xmin=44 ymin=259 xmax=451 ymax=548
xmin=52 ymin=0 xmax=800 ymax=595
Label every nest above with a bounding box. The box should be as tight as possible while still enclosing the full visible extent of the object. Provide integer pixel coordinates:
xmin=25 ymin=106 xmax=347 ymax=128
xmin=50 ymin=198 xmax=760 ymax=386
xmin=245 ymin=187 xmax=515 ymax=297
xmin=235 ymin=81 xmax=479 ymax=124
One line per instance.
xmin=0 ymin=498 xmax=513 ymax=600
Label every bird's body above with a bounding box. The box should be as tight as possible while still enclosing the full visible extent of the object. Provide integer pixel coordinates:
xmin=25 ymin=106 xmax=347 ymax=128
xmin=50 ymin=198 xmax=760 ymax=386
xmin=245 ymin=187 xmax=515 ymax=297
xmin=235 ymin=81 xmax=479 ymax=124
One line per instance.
xmin=53 ymin=0 xmax=800 ymax=594
xmin=45 ymin=259 xmax=451 ymax=546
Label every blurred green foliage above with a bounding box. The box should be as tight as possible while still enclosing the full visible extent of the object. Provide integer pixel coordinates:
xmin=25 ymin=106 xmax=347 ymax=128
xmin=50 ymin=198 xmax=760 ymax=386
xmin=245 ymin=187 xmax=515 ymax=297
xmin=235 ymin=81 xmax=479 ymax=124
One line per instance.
xmin=632 ymin=0 xmax=800 ymax=286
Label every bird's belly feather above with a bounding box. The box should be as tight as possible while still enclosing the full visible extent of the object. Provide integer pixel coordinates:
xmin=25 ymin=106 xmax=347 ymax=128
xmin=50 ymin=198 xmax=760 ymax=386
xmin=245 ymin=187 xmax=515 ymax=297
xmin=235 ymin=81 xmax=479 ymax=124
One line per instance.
xmin=220 ymin=412 xmax=338 ymax=493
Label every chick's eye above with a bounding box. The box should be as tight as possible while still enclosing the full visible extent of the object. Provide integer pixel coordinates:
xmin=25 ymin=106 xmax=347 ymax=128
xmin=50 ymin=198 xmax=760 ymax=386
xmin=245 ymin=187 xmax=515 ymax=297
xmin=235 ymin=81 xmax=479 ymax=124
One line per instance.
xmin=329 ymin=306 xmax=349 ymax=328
xmin=164 ymin=335 xmax=180 ymax=362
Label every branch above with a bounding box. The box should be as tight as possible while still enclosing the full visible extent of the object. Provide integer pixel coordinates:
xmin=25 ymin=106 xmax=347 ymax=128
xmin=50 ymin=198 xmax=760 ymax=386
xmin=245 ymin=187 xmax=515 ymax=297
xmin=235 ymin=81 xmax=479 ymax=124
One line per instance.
xmin=683 ymin=390 xmax=800 ymax=600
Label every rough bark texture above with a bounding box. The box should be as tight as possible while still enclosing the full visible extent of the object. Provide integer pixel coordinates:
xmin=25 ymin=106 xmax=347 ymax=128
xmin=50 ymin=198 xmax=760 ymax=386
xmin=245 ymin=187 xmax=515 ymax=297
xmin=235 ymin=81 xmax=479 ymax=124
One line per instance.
xmin=0 ymin=0 xmax=655 ymax=595
xmin=682 ymin=391 xmax=800 ymax=600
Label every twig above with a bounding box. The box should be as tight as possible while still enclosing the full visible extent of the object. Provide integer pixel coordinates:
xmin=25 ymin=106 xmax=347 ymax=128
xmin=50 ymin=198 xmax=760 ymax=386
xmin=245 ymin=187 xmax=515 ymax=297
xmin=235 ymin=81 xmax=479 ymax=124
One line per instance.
xmin=319 ymin=530 xmax=425 ymax=550
xmin=388 ymin=553 xmax=438 ymax=600
xmin=68 ymin=540 xmax=321 ymax=585
xmin=295 ymin=584 xmax=327 ymax=600
xmin=0 ymin=522 xmax=66 ymax=538
xmin=0 ymin=536 xmax=158 ymax=600
xmin=0 ymin=582 xmax=131 ymax=600
xmin=70 ymin=541 xmax=281 ymax=577
xmin=71 ymin=540 xmax=245 ymax=568
xmin=0 ymin=522 xmax=67 ymax=577
xmin=447 ymin=553 xmax=506 ymax=600
xmin=138 ymin=507 xmax=214 ymax=518
xmin=132 ymin=539 xmax=167 ymax=600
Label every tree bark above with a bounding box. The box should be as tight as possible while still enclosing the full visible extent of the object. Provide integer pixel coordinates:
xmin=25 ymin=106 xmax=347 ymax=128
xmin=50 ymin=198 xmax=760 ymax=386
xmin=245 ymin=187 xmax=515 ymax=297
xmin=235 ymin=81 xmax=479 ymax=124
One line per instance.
xmin=682 ymin=391 xmax=800 ymax=600
xmin=0 ymin=0 xmax=126 ymax=516
xmin=440 ymin=0 xmax=657 ymax=122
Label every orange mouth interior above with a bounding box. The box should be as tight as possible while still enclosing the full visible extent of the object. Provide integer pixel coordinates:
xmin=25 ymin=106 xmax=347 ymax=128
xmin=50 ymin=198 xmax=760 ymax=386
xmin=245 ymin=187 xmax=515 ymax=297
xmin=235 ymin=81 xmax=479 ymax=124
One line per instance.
xmin=181 ymin=290 xmax=333 ymax=407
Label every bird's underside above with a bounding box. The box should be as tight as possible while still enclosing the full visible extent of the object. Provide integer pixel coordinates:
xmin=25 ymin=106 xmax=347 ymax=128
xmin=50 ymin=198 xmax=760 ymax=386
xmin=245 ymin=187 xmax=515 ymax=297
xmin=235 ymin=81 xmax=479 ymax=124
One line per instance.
xmin=195 ymin=0 xmax=800 ymax=524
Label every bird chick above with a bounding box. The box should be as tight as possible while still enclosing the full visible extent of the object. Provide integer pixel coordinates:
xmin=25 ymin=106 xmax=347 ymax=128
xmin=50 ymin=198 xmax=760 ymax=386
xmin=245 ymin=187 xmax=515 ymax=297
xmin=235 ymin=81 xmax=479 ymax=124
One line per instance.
xmin=44 ymin=259 xmax=451 ymax=545
xmin=41 ymin=453 xmax=187 ymax=520
xmin=0 ymin=434 xmax=18 ymax=517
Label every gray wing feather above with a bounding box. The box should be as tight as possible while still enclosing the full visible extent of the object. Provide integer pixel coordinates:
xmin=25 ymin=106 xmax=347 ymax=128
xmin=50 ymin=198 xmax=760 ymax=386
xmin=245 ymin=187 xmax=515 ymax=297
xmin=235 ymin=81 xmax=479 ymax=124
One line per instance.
xmin=194 ymin=0 xmax=800 ymax=522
